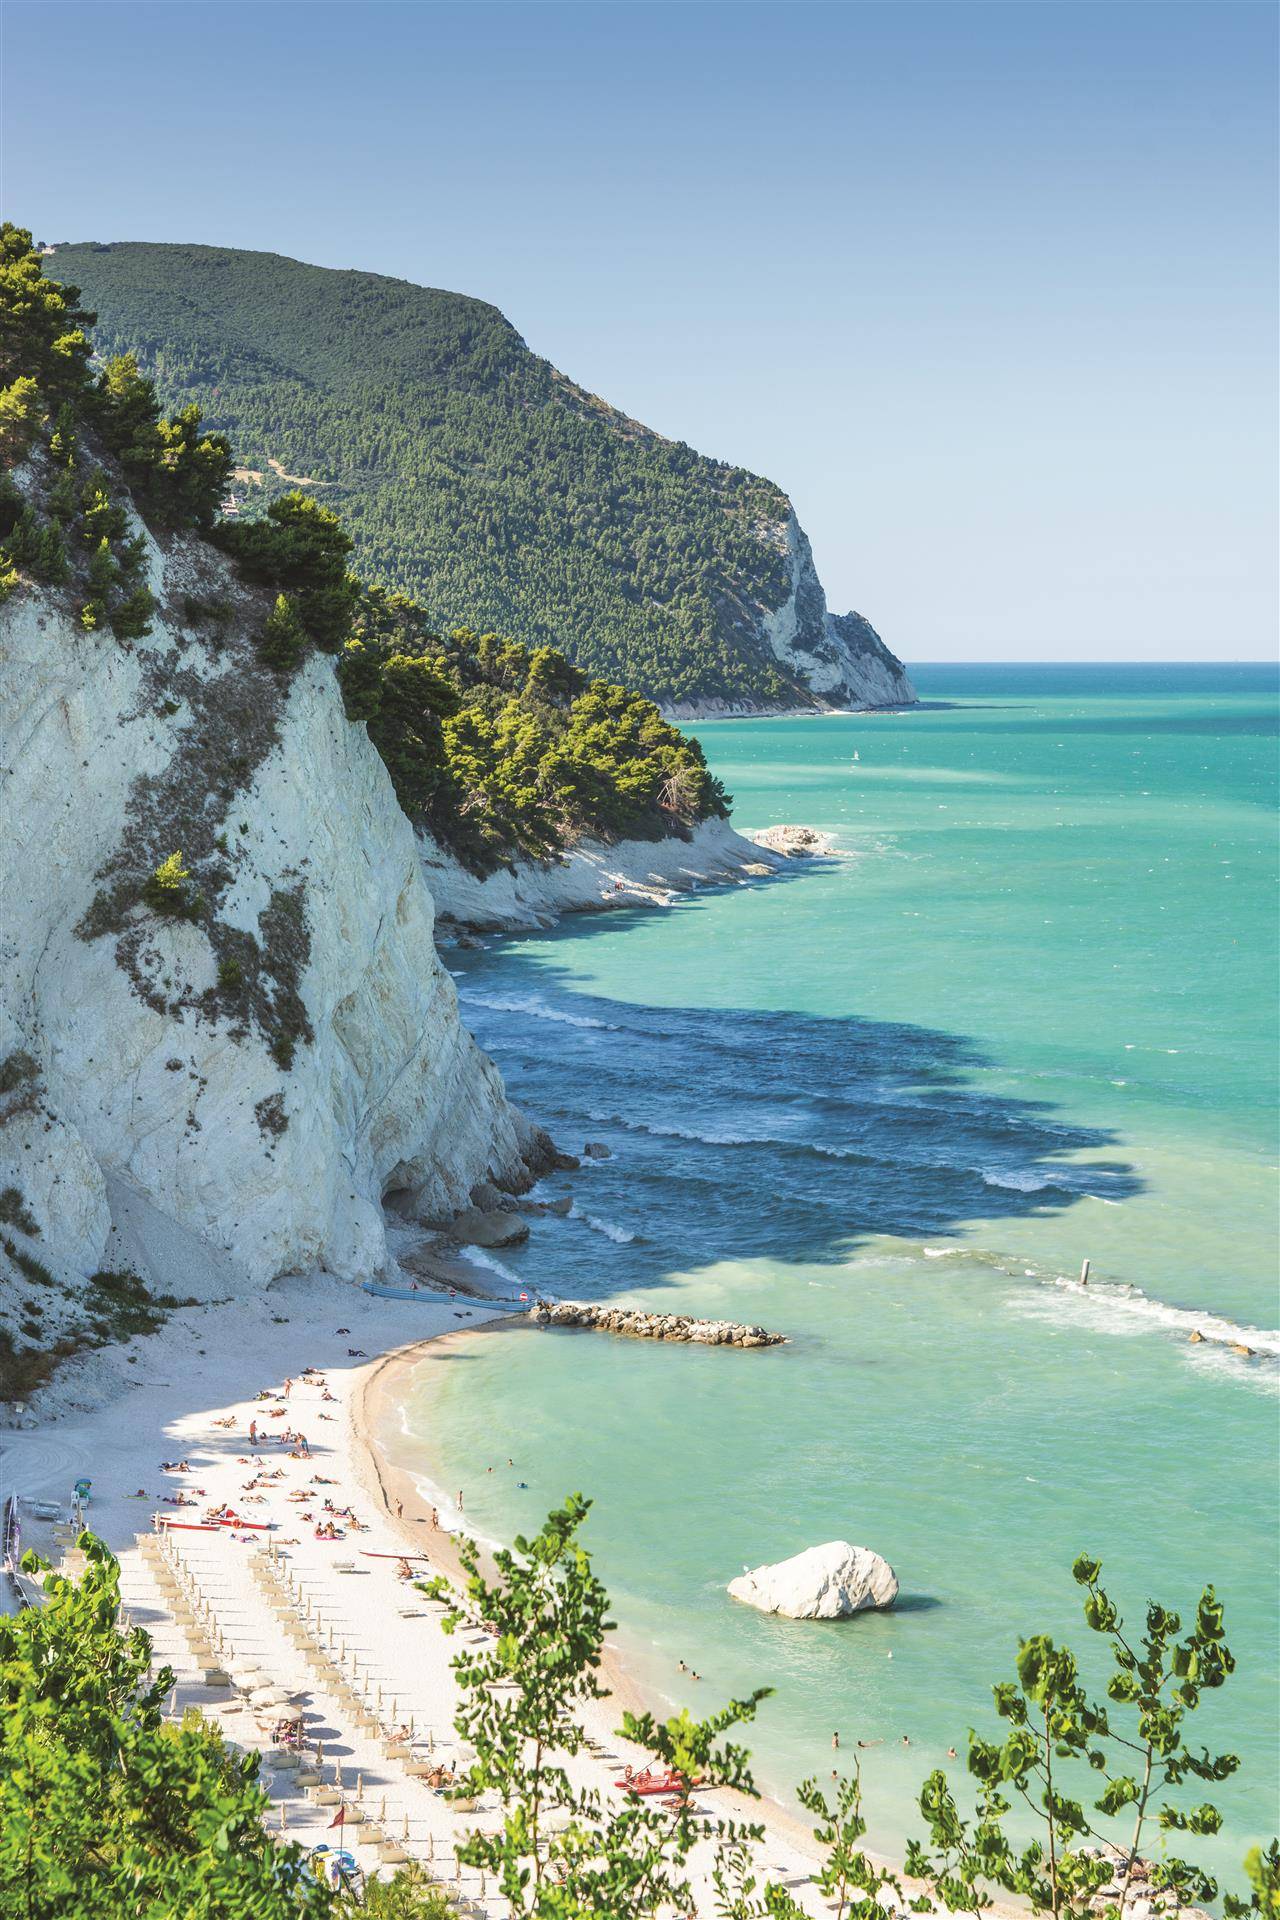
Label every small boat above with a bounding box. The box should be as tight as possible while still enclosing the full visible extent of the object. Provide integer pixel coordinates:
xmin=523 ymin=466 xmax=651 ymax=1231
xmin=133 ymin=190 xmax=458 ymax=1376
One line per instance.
xmin=614 ymin=1766 xmax=704 ymax=1797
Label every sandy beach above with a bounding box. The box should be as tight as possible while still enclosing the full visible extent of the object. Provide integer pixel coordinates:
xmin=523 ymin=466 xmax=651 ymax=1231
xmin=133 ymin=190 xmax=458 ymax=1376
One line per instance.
xmin=2 ymin=1270 xmax=842 ymax=1914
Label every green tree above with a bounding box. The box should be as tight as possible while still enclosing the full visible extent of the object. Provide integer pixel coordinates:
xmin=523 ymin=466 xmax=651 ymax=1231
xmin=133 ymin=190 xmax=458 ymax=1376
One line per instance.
xmin=0 ymin=374 xmax=40 ymax=460
xmin=1226 ymin=1843 xmax=1280 ymax=1920
xmin=0 ymin=224 xmax=94 ymax=403
xmin=96 ymin=353 xmax=232 ymax=531
xmin=906 ymin=1556 xmax=1245 ymax=1920
xmin=0 ymin=1535 xmax=333 ymax=1919
xmin=793 ymin=1767 xmax=904 ymax=1920
xmin=259 ymin=592 xmax=310 ymax=672
xmin=220 ymin=491 xmax=355 ymax=650
xmin=352 ymin=1865 xmax=455 ymax=1917
xmin=427 ymin=1493 xmax=769 ymax=1918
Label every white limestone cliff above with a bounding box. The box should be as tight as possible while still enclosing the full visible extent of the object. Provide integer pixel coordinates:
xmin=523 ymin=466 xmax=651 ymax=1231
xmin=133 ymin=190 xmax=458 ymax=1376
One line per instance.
xmin=0 ymin=527 xmax=540 ymax=1339
xmin=756 ymin=512 xmax=916 ymax=710
xmin=663 ymin=510 xmax=916 ymax=720
xmin=419 ymin=815 xmax=785 ymax=935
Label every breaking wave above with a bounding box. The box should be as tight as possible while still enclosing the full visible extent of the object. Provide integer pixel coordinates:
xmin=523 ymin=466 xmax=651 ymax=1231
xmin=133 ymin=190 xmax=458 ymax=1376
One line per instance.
xmin=459 ymin=990 xmax=617 ymax=1031
xmin=571 ymin=1206 xmax=637 ymax=1245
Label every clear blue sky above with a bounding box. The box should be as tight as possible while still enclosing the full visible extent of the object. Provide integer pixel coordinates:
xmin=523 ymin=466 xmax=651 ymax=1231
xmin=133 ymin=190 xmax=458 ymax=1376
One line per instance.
xmin=3 ymin=2 xmax=1276 ymax=662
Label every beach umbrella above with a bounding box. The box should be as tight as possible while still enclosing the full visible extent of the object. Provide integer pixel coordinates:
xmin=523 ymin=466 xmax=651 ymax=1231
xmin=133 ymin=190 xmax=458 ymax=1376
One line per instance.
xmin=251 ymin=1685 xmax=290 ymax=1709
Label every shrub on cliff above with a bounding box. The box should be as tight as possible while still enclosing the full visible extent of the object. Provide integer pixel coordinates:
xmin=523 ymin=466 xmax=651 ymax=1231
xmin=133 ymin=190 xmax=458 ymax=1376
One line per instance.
xmin=141 ymin=850 xmax=202 ymax=920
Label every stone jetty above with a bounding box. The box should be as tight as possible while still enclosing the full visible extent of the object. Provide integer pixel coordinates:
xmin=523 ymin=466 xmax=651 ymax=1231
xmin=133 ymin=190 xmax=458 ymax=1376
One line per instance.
xmin=530 ymin=1301 xmax=785 ymax=1348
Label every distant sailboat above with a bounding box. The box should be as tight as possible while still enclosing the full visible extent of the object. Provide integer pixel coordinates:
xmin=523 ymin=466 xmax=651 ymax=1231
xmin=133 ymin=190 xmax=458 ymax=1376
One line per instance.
xmin=851 ymin=750 xmax=860 ymax=763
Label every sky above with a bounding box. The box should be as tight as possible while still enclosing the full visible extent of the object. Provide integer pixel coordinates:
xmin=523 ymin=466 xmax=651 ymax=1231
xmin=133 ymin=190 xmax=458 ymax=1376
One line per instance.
xmin=2 ymin=1 xmax=1276 ymax=663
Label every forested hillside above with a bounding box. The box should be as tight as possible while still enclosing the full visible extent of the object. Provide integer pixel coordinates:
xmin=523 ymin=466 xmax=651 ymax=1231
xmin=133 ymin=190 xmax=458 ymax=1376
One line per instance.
xmin=51 ymin=242 xmax=899 ymax=710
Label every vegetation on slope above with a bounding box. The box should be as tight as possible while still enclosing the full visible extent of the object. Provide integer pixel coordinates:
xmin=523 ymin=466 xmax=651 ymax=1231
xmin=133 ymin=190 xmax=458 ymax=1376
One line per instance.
xmin=51 ymin=241 xmax=809 ymax=708
xmin=1 ymin=229 xmax=727 ymax=893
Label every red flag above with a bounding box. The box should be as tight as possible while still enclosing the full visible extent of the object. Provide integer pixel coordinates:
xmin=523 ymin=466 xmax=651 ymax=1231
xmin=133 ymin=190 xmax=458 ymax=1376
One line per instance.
xmin=328 ymin=1805 xmax=345 ymax=1830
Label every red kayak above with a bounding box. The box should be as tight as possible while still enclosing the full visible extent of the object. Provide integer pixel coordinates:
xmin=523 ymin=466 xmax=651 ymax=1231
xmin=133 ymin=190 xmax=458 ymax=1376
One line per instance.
xmin=614 ymin=1768 xmax=704 ymax=1798
xmin=156 ymin=1520 xmax=218 ymax=1532
xmin=361 ymin=1549 xmax=432 ymax=1562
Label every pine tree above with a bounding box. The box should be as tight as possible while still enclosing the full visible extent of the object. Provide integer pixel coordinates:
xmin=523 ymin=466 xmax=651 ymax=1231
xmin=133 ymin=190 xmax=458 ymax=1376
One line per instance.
xmin=0 ymin=375 xmax=40 ymax=460
xmin=258 ymin=592 xmax=309 ymax=672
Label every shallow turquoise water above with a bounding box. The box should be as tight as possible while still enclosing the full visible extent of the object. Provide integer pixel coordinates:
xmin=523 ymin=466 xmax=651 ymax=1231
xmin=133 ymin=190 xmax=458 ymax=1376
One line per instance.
xmin=390 ymin=665 xmax=1279 ymax=1876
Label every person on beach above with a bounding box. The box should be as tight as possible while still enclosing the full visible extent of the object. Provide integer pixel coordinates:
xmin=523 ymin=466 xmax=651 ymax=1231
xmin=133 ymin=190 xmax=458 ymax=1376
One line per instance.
xmin=395 ymin=1499 xmax=403 ymax=1519
xmin=249 ymin=1420 xmax=258 ymax=1444
xmin=457 ymin=1491 xmax=464 ymax=1511
xmin=431 ymin=1508 xmax=440 ymax=1530
xmin=283 ymin=1377 xmax=292 ymax=1397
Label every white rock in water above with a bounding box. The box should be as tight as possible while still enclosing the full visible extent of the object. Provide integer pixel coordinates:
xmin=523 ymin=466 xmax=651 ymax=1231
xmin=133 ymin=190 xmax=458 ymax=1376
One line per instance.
xmin=728 ymin=1541 xmax=898 ymax=1619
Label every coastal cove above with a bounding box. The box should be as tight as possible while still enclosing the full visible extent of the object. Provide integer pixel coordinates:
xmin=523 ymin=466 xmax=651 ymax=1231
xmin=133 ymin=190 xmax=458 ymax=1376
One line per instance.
xmin=380 ymin=663 xmax=1279 ymax=1875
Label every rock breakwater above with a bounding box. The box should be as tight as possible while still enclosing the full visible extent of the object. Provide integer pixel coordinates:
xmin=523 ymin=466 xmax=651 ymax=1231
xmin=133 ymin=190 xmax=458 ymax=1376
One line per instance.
xmin=529 ymin=1302 xmax=785 ymax=1347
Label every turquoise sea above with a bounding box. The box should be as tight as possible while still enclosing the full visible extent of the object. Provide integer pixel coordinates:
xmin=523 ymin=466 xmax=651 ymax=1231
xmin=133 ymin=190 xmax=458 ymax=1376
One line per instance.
xmin=387 ymin=665 xmax=1279 ymax=1876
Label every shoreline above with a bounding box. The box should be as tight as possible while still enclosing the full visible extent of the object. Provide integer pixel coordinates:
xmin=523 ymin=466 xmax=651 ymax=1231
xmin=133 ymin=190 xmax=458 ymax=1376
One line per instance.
xmin=423 ymin=817 xmax=837 ymax=938
xmin=353 ymin=1316 xmax=836 ymax=1881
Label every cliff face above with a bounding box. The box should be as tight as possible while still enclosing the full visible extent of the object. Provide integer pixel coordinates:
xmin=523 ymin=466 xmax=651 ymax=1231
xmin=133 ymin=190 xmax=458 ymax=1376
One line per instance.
xmin=0 ymin=508 xmax=539 ymax=1336
xmin=754 ymin=512 xmax=916 ymax=712
xmin=664 ymin=512 xmax=916 ymax=719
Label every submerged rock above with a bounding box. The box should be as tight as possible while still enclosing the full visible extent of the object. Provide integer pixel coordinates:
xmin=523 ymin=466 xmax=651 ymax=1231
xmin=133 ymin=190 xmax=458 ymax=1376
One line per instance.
xmin=448 ymin=1207 xmax=530 ymax=1249
xmin=728 ymin=1541 xmax=898 ymax=1619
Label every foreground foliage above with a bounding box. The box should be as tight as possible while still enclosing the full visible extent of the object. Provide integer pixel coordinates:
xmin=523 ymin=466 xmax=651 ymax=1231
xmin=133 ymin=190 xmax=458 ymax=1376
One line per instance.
xmin=0 ymin=1519 xmax=1274 ymax=1920
xmin=907 ymin=1555 xmax=1250 ymax=1920
xmin=0 ymin=1536 xmax=330 ymax=1918
xmin=427 ymin=1494 xmax=769 ymax=1917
